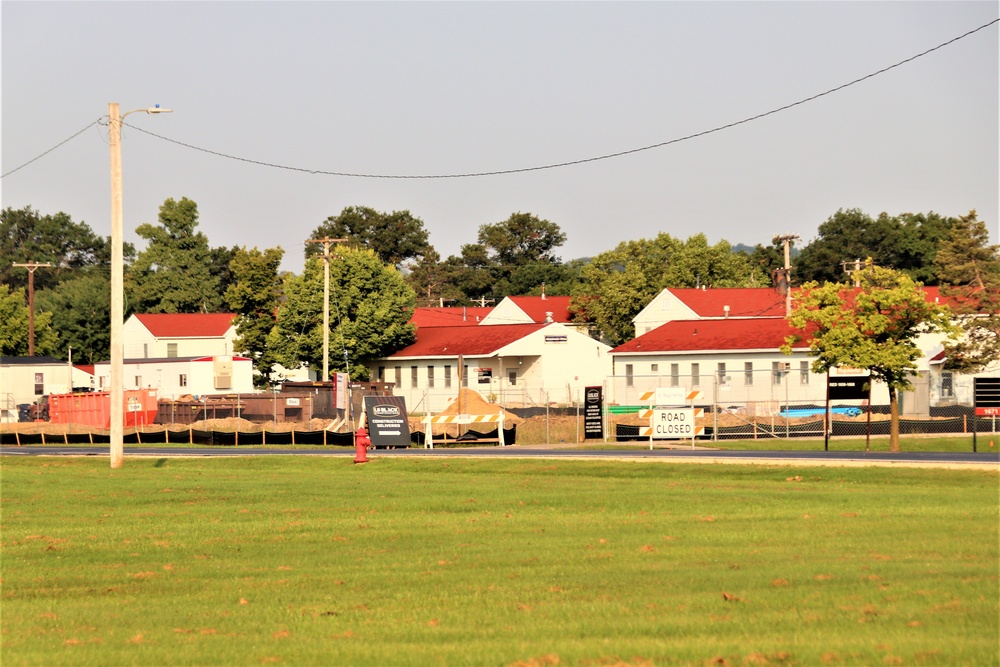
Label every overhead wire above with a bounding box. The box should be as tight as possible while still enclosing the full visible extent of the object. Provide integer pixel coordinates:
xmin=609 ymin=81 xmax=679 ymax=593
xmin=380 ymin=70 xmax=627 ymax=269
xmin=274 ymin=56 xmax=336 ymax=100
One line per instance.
xmin=118 ymin=18 xmax=998 ymax=179
xmin=1 ymin=19 xmax=996 ymax=182
xmin=1 ymin=119 xmax=102 ymax=179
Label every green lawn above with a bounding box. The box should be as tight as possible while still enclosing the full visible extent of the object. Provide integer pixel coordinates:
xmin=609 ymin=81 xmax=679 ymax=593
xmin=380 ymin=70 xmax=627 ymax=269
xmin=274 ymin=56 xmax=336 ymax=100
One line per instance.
xmin=1 ymin=457 xmax=997 ymax=666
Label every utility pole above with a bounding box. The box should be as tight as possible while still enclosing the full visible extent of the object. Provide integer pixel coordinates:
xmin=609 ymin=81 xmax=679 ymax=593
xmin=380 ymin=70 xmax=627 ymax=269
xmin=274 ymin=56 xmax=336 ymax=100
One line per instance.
xmin=305 ymin=238 xmax=348 ymax=381
xmin=772 ymin=234 xmax=799 ymax=317
xmin=841 ymin=258 xmax=863 ymax=287
xmin=12 ymin=262 xmax=52 ymax=356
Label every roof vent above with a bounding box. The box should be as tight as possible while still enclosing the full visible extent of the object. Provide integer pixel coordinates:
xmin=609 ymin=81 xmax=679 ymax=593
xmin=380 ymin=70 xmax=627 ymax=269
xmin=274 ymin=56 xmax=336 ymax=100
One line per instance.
xmin=724 ymin=305 xmax=730 ymax=319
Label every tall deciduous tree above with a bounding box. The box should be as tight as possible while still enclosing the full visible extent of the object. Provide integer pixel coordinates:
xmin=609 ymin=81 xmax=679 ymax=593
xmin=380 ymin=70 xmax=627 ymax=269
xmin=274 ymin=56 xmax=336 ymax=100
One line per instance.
xmin=783 ymin=260 xmax=957 ymax=452
xmin=571 ymin=233 xmax=764 ymax=345
xmin=452 ymin=212 xmax=568 ymax=301
xmin=268 ymin=248 xmax=416 ymax=380
xmin=797 ymin=209 xmax=955 ymax=285
xmin=0 ymin=284 xmax=59 ymax=357
xmin=1 ymin=206 xmax=115 ymax=291
xmin=935 ymin=211 xmax=1000 ymax=373
xmin=35 ymin=274 xmax=111 ymax=364
xmin=308 ymin=206 xmax=432 ymax=267
xmin=127 ymin=197 xmax=223 ymax=314
xmin=226 ymin=246 xmax=285 ymax=387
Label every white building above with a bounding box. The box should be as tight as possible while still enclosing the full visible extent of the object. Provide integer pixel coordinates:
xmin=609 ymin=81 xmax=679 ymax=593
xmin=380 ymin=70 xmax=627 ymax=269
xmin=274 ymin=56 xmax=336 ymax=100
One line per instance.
xmin=369 ymin=321 xmax=613 ymax=412
xmin=93 ymin=355 xmax=254 ymax=399
xmin=0 ymin=356 xmax=94 ymax=421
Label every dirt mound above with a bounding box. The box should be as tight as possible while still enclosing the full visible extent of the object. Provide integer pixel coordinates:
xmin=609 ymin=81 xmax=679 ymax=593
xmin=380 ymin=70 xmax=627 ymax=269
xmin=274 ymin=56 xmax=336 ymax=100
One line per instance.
xmin=434 ymin=388 xmax=521 ymax=423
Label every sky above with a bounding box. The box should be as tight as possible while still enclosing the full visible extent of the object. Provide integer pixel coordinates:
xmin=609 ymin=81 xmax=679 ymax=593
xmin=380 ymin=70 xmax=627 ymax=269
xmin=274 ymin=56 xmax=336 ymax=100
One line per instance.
xmin=2 ymin=2 xmax=998 ymax=276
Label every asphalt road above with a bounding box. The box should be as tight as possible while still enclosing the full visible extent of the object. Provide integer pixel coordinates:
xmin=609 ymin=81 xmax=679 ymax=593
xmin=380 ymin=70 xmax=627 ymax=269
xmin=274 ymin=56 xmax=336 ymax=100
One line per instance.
xmin=1 ymin=445 xmax=997 ymax=467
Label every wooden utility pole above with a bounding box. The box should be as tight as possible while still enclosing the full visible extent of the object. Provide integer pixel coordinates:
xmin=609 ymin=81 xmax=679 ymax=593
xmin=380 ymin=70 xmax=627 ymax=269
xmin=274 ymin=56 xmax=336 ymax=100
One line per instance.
xmin=12 ymin=262 xmax=52 ymax=356
xmin=772 ymin=234 xmax=799 ymax=317
xmin=305 ymin=238 xmax=348 ymax=381
xmin=841 ymin=258 xmax=863 ymax=287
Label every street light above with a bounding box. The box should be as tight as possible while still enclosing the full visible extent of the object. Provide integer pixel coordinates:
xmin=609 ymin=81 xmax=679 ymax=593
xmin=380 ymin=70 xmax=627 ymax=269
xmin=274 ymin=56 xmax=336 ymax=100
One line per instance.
xmin=108 ymin=102 xmax=171 ymax=469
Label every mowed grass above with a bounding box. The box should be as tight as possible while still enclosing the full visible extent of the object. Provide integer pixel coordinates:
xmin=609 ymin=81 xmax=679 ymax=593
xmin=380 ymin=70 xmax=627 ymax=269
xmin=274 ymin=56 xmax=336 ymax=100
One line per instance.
xmin=1 ymin=457 xmax=997 ymax=666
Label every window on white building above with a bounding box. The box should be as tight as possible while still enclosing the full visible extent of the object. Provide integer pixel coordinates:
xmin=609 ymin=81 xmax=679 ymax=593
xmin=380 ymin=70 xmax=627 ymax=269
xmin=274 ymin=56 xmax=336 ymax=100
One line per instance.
xmin=625 ymin=364 xmax=634 ymax=387
xmin=427 ymin=366 xmax=435 ymax=388
xmin=411 ymin=366 xmax=418 ymax=389
xmin=691 ymin=363 xmax=700 ymax=387
xmin=745 ymin=362 xmax=753 ymax=386
xmin=670 ymin=364 xmax=679 ymax=387
xmin=179 ymin=374 xmax=188 ymax=387
xmin=444 ymin=365 xmax=452 ymax=388
xmin=167 ymin=342 xmax=178 ymax=358
xmin=800 ymin=361 xmax=810 ymax=384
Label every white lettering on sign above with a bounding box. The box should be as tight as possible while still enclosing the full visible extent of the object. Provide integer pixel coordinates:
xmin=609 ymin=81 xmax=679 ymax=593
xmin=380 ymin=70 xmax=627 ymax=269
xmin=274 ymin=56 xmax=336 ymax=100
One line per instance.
xmin=651 ymin=408 xmax=695 ymax=439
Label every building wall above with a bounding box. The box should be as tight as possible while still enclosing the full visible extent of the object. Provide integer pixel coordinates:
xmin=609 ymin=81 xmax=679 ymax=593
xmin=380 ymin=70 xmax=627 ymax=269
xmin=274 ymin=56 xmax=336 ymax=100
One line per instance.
xmin=93 ymin=357 xmax=254 ymax=399
xmin=123 ymin=317 xmax=236 ymax=359
xmin=1 ymin=361 xmax=94 ymax=419
xmin=631 ymin=290 xmax=698 ymax=336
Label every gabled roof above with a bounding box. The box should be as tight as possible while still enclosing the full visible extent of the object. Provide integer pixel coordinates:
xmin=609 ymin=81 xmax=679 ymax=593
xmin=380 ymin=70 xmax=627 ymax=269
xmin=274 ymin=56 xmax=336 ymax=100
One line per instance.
xmin=506 ymin=296 xmax=574 ymax=323
xmin=133 ymin=313 xmax=236 ymax=338
xmin=612 ymin=318 xmax=811 ymax=355
xmin=667 ymin=288 xmax=789 ymax=319
xmin=411 ymin=307 xmax=494 ymax=328
xmin=386 ymin=324 xmax=547 ymax=358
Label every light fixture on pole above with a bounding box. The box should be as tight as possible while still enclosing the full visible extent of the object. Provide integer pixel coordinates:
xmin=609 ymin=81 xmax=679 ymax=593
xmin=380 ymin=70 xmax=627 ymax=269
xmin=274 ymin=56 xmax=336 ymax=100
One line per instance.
xmin=108 ymin=102 xmax=171 ymax=469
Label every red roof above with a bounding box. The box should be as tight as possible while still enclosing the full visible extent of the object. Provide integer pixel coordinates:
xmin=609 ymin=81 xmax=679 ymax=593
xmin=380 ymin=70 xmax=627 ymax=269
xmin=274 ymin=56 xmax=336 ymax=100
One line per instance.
xmin=134 ymin=313 xmax=236 ymax=338
xmin=612 ymin=318 xmax=811 ymax=354
xmin=667 ymin=288 xmax=789 ymax=318
xmin=507 ymin=296 xmax=574 ymax=323
xmin=411 ymin=307 xmax=494 ymax=328
xmin=387 ymin=324 xmax=547 ymax=358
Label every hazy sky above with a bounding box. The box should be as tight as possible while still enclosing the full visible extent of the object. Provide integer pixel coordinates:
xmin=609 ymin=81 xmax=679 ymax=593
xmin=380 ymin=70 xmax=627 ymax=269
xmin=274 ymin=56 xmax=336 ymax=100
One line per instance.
xmin=2 ymin=2 xmax=997 ymax=275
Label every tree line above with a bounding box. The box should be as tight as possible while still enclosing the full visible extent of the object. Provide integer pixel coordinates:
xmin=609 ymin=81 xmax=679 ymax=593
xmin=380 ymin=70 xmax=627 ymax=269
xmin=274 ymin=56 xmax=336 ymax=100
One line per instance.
xmin=2 ymin=200 xmax=997 ymax=386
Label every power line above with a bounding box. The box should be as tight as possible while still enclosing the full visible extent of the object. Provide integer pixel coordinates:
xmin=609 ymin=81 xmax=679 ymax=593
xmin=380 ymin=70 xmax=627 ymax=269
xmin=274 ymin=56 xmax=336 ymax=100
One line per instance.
xmin=3 ymin=19 xmax=996 ymax=182
xmin=126 ymin=18 xmax=997 ymax=179
xmin=1 ymin=120 xmax=102 ymax=179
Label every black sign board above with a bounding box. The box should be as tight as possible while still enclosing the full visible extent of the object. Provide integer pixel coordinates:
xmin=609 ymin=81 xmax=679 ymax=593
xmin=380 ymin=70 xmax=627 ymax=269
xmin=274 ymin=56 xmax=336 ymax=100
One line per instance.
xmin=828 ymin=376 xmax=870 ymax=400
xmin=584 ymin=386 xmax=604 ymax=439
xmin=363 ymin=396 xmax=411 ymax=448
xmin=974 ymin=378 xmax=1000 ymax=408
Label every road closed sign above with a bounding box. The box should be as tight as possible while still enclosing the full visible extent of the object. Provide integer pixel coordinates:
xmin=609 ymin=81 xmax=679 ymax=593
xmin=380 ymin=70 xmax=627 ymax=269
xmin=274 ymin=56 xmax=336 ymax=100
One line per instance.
xmin=652 ymin=408 xmax=695 ymax=439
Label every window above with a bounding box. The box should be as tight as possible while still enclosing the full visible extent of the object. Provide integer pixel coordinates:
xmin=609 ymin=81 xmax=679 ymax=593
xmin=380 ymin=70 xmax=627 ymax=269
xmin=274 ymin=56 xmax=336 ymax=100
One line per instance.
xmin=167 ymin=342 xmax=178 ymax=358
xmin=508 ymin=370 xmax=517 ymax=386
xmin=377 ymin=366 xmax=385 ymax=381
xmin=463 ymin=365 xmax=469 ymax=388
xmin=410 ymin=366 xmax=418 ymax=389
xmin=691 ymin=363 xmax=700 ymax=387
xmin=143 ymin=343 xmax=149 ymax=358
xmin=427 ymin=365 xmax=435 ymax=388
xmin=179 ymin=374 xmax=188 ymax=388
xmin=444 ymin=365 xmax=452 ymax=388
xmin=670 ymin=364 xmax=679 ymax=387
xmin=800 ymin=361 xmax=810 ymax=385
xmin=394 ymin=366 xmax=402 ymax=388
xmin=625 ymin=364 xmax=634 ymax=387
xmin=941 ymin=371 xmax=954 ymax=398
xmin=34 ymin=373 xmax=44 ymax=396
xmin=745 ymin=362 xmax=753 ymax=386
xmin=135 ymin=376 xmax=142 ymax=388
xmin=651 ymin=363 xmax=659 ymax=373
xmin=717 ymin=362 xmax=726 ymax=383
xmin=772 ymin=362 xmax=783 ymax=385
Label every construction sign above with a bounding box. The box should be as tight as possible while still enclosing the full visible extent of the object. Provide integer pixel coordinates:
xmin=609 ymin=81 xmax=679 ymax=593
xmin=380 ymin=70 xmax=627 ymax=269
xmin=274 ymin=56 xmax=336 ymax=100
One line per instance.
xmin=362 ymin=396 xmax=411 ymax=448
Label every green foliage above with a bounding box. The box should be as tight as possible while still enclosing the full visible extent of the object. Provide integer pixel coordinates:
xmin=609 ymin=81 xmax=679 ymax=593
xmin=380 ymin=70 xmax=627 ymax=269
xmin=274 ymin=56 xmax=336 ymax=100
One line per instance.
xmin=572 ymin=233 xmax=765 ymax=345
xmin=226 ymin=246 xmax=285 ymax=387
xmin=935 ymin=211 xmax=1000 ymax=373
xmin=783 ymin=260 xmax=957 ymax=451
xmin=269 ymin=248 xmax=416 ymax=380
xmin=308 ymin=206 xmax=432 ymax=267
xmin=34 ymin=273 xmax=110 ymax=365
xmin=127 ymin=197 xmax=223 ymax=314
xmin=0 ymin=206 xmax=113 ymax=292
xmin=797 ymin=208 xmax=955 ymax=285
xmin=444 ymin=212 xmax=569 ymax=302
xmin=0 ymin=284 xmax=59 ymax=357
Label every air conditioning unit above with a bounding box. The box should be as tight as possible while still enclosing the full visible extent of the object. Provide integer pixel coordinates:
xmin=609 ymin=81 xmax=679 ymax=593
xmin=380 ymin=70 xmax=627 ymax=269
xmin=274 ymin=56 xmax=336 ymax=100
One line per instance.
xmin=214 ymin=375 xmax=232 ymax=390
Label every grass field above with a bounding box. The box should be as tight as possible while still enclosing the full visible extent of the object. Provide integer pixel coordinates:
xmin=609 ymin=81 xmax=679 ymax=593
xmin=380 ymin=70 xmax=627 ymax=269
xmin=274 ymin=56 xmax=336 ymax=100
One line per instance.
xmin=1 ymin=457 xmax=997 ymax=666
